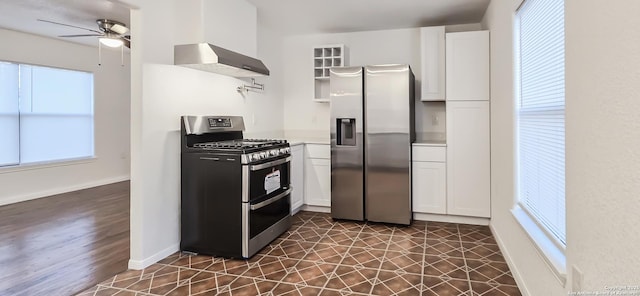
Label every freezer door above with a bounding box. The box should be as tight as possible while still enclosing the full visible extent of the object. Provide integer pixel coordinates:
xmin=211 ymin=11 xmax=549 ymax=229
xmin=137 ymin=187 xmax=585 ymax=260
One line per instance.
xmin=330 ymin=67 xmax=365 ymax=221
xmin=364 ymin=65 xmax=414 ymax=225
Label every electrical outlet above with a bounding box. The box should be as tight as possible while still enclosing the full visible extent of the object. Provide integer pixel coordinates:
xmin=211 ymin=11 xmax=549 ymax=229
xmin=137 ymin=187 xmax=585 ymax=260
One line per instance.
xmin=572 ymin=265 xmax=584 ymax=291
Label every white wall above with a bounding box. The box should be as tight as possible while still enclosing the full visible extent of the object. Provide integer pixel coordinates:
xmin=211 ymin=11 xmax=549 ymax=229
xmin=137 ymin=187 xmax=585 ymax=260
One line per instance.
xmin=483 ymin=0 xmax=640 ymax=294
xmin=202 ymin=0 xmax=257 ymax=57
xmin=0 ymin=28 xmax=130 ymax=206
xmin=282 ymin=24 xmax=481 ymax=140
xmin=565 ymin=0 xmax=640 ymax=290
xmin=122 ymin=0 xmax=284 ymax=268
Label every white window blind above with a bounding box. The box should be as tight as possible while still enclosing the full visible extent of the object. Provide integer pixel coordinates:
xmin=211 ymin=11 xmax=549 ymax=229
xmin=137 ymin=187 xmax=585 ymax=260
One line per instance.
xmin=0 ymin=62 xmax=94 ymax=167
xmin=516 ymin=0 xmax=566 ymax=245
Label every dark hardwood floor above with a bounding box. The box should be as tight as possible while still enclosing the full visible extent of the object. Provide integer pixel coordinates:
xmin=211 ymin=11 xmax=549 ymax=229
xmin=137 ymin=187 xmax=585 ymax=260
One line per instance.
xmin=0 ymin=181 xmax=130 ymax=296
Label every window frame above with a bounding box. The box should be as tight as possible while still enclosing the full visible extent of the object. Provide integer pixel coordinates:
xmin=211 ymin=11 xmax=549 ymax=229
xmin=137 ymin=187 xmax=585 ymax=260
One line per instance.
xmin=512 ymin=0 xmax=567 ymax=283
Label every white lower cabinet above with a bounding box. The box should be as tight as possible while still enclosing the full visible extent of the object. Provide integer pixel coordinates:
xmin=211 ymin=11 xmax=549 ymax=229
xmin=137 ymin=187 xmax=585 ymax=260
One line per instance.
xmin=304 ymin=144 xmax=331 ymax=207
xmin=412 ymin=161 xmax=446 ymax=214
xmin=412 ymin=146 xmax=447 ymax=215
xmin=290 ymin=144 xmax=304 ymax=213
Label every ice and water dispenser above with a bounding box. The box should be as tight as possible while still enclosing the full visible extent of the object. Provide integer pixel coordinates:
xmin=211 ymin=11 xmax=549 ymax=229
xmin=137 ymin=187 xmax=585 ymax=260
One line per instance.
xmin=336 ymin=118 xmax=356 ymax=146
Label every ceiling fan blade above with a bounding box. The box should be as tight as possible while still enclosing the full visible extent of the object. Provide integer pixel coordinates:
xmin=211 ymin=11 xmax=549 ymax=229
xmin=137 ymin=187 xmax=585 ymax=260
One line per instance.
xmin=110 ymin=24 xmax=129 ymax=35
xmin=37 ymin=19 xmax=102 ymax=34
xmin=59 ymin=34 xmax=104 ymax=37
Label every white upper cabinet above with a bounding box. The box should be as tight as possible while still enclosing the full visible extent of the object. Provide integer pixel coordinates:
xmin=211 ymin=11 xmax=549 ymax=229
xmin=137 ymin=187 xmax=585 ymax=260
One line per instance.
xmin=445 ymin=31 xmax=490 ymax=101
xmin=420 ymin=26 xmax=446 ymax=101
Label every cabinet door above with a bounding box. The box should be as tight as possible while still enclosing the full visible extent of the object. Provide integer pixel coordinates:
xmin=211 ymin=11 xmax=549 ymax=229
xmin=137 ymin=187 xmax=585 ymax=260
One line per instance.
xmin=290 ymin=145 xmax=305 ymax=213
xmin=304 ymin=158 xmax=331 ymax=207
xmin=445 ymin=31 xmax=489 ymax=101
xmin=412 ymin=161 xmax=446 ymax=214
xmin=446 ymin=101 xmax=490 ymax=217
xmin=420 ymin=26 xmax=445 ymax=101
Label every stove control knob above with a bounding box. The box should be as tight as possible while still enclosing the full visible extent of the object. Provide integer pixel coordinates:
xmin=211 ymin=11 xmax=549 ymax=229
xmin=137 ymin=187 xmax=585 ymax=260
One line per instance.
xmin=270 ymin=150 xmax=278 ymax=156
xmin=260 ymin=152 xmax=268 ymax=159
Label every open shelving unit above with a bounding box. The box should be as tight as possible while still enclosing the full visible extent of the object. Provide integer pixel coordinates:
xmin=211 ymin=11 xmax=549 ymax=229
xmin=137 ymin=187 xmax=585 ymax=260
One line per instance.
xmin=313 ymin=44 xmax=347 ymax=102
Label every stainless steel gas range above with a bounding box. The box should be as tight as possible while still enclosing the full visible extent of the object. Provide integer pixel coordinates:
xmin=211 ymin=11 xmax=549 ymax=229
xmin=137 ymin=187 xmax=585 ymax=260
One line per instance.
xmin=180 ymin=115 xmax=291 ymax=258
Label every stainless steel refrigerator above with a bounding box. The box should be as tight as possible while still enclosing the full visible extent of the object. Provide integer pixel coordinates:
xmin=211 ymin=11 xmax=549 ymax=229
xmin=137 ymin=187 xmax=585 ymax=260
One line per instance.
xmin=330 ymin=64 xmax=415 ymax=225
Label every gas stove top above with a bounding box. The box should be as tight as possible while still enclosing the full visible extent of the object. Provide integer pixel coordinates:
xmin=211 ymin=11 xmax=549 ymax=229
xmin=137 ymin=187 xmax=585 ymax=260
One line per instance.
xmin=192 ymin=139 xmax=289 ymax=154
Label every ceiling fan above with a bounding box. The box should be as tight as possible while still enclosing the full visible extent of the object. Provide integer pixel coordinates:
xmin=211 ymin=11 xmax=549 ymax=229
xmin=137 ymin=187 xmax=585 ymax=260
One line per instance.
xmin=38 ymin=19 xmax=131 ymax=48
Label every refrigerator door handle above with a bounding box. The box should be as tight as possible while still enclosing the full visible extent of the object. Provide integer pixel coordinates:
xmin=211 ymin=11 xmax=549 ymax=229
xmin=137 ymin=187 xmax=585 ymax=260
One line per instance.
xmin=336 ymin=118 xmax=356 ymax=146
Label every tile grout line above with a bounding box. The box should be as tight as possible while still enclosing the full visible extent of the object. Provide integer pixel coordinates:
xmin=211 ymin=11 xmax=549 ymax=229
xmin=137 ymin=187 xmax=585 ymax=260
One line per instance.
xmin=458 ymin=224 xmax=474 ymax=296
xmin=147 ymin=271 xmax=155 ymax=295
xmin=421 ymin=221 xmax=428 ymax=296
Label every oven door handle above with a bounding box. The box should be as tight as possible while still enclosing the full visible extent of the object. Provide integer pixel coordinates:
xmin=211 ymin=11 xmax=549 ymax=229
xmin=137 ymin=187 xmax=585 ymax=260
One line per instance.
xmin=250 ymin=156 xmax=291 ymax=171
xmin=250 ymin=187 xmax=293 ymax=210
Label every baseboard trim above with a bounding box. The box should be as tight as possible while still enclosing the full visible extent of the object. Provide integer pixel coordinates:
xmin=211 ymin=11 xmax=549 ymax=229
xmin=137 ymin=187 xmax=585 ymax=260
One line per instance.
xmin=490 ymin=224 xmax=531 ymax=296
xmin=0 ymin=175 xmax=130 ymax=206
xmin=413 ymin=212 xmax=490 ymax=225
xmin=301 ymin=205 xmax=331 ymax=213
xmin=128 ymin=243 xmax=180 ymax=270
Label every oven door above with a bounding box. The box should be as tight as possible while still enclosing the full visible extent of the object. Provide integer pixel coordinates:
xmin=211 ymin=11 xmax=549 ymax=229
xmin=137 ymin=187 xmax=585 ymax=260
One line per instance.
xmin=248 ymin=188 xmax=292 ymax=239
xmin=243 ymin=156 xmax=291 ymax=203
xmin=242 ymin=190 xmax=292 ymax=258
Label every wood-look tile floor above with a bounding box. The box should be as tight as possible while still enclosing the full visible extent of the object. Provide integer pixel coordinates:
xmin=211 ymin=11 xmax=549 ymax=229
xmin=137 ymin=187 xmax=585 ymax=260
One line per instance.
xmin=81 ymin=211 xmax=521 ymax=296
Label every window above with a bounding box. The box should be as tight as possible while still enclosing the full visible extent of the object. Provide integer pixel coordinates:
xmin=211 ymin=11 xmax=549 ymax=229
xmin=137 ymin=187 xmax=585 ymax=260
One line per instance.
xmin=0 ymin=61 xmax=94 ymax=167
xmin=515 ymin=0 xmax=566 ymax=247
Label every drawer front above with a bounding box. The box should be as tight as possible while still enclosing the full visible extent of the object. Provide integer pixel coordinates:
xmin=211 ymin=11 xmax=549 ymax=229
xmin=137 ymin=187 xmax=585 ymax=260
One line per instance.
xmin=306 ymin=144 xmax=330 ymax=159
xmin=412 ymin=146 xmax=446 ymax=162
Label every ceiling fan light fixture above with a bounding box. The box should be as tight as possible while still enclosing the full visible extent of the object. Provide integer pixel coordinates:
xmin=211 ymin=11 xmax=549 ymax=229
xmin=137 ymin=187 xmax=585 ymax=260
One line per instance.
xmin=99 ymin=36 xmax=124 ymax=48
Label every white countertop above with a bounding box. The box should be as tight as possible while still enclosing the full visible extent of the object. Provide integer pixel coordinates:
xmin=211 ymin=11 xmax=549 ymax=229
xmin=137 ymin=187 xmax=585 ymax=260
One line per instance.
xmin=284 ymin=130 xmax=330 ymax=146
xmin=413 ymin=141 xmax=447 ymax=147
xmin=286 ymin=139 xmax=330 ymax=146
xmin=288 ymin=140 xmax=445 ymax=147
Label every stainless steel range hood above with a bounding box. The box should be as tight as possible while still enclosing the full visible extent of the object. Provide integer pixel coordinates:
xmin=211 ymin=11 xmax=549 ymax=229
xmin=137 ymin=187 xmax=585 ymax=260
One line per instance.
xmin=174 ymin=43 xmax=269 ymax=77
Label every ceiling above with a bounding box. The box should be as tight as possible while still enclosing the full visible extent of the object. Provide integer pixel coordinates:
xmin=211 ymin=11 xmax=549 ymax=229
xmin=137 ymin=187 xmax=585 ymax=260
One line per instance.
xmin=246 ymin=0 xmax=491 ymax=36
xmin=0 ymin=0 xmax=490 ymax=47
xmin=0 ymin=0 xmax=130 ymax=47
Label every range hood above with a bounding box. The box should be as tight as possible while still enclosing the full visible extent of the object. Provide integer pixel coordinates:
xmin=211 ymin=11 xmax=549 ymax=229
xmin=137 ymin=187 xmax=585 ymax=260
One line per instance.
xmin=174 ymin=43 xmax=269 ymax=77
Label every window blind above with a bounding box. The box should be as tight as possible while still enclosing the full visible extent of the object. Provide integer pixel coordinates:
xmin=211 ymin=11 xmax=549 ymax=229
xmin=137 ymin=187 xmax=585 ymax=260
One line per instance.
xmin=0 ymin=61 xmax=94 ymax=167
xmin=19 ymin=65 xmax=94 ymax=164
xmin=516 ymin=0 xmax=566 ymax=245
